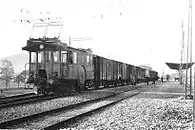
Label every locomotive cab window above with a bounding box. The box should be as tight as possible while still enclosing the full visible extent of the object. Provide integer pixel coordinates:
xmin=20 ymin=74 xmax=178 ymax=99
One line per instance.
xmin=61 ymin=51 xmax=67 ymax=63
xmin=69 ymin=51 xmax=77 ymax=64
xmin=53 ymin=51 xmax=59 ymax=62
xmin=87 ymin=55 xmax=90 ymax=64
xmin=48 ymin=51 xmax=53 ymax=62
xmin=90 ymin=55 xmax=93 ymax=64
xmin=31 ymin=52 xmax=44 ymax=63
xmin=37 ymin=52 xmax=43 ymax=63
xmin=69 ymin=51 xmax=73 ymax=64
xmin=31 ymin=52 xmax=36 ymax=63
xmin=44 ymin=51 xmax=51 ymax=62
xmin=73 ymin=52 xmax=77 ymax=64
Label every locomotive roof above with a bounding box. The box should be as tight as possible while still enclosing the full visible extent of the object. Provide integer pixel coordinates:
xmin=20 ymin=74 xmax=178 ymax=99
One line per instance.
xmin=22 ymin=38 xmax=93 ymax=55
xmin=22 ymin=38 xmax=68 ymax=52
xmin=68 ymin=46 xmax=93 ymax=54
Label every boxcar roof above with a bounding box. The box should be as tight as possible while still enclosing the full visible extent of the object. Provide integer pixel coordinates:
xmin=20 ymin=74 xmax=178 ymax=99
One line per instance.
xmin=95 ymin=55 xmax=134 ymax=67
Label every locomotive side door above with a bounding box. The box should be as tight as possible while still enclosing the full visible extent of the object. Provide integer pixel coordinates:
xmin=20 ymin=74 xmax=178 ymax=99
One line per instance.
xmin=61 ymin=51 xmax=68 ymax=77
xmin=93 ymin=56 xmax=100 ymax=82
xmin=67 ymin=50 xmax=77 ymax=79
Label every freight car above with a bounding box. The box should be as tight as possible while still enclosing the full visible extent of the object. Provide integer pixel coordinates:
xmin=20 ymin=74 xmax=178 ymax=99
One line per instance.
xmin=23 ymin=22 xmax=158 ymax=94
xmin=139 ymin=65 xmax=159 ymax=85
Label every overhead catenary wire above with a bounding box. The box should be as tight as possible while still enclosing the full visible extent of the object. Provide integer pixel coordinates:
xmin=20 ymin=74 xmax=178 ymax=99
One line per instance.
xmin=68 ymin=36 xmax=93 ymax=47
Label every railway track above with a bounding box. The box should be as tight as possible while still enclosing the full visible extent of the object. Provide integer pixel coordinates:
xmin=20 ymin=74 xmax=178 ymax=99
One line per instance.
xmin=0 ymin=83 xmax=146 ymax=110
xmin=0 ymin=83 xmax=139 ymax=109
xmin=0 ymin=94 xmax=53 ymax=109
xmin=0 ymin=92 xmax=35 ymax=100
xmin=0 ymin=91 xmax=79 ymax=109
xmin=0 ymin=89 xmax=139 ymax=129
xmin=0 ymin=93 xmax=36 ymax=107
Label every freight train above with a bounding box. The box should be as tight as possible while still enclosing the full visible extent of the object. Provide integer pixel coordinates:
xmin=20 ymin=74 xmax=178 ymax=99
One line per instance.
xmin=23 ymin=22 xmax=158 ymax=94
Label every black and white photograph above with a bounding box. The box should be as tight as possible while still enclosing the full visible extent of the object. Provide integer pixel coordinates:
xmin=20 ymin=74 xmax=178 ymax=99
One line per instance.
xmin=0 ymin=0 xmax=194 ymax=129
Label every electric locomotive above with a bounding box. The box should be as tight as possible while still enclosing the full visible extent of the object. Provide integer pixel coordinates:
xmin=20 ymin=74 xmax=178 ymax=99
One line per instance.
xmin=23 ymin=22 xmax=93 ymax=94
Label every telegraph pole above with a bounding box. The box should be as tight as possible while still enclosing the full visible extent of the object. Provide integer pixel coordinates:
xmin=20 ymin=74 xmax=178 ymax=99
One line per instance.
xmin=190 ymin=0 xmax=193 ymax=97
xmin=180 ymin=20 xmax=185 ymax=85
xmin=189 ymin=0 xmax=195 ymax=128
xmin=69 ymin=36 xmax=71 ymax=47
xmin=185 ymin=0 xmax=191 ymax=99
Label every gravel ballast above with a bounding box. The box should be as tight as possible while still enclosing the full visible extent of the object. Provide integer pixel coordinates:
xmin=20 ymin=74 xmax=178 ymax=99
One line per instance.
xmin=10 ymin=90 xmax=139 ymax=129
xmin=64 ymin=92 xmax=193 ymax=130
xmin=0 ymin=85 xmax=134 ymax=123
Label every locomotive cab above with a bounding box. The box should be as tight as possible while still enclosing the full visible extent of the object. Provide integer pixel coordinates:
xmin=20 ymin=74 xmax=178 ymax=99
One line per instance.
xmin=23 ymin=38 xmax=67 ymax=93
xmin=23 ymin=37 xmax=95 ymax=94
xmin=22 ymin=22 xmax=97 ymax=95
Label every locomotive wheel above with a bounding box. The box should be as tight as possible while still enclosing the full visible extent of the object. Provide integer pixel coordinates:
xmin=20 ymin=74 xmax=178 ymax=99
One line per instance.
xmin=104 ymin=82 xmax=109 ymax=88
xmin=94 ymin=84 xmax=99 ymax=90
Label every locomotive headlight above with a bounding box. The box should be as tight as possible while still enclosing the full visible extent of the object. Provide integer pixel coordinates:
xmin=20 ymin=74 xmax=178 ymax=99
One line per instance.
xmin=39 ymin=44 xmax=44 ymax=50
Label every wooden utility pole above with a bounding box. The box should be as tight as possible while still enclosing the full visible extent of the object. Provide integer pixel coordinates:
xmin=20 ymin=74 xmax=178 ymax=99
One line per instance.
xmin=69 ymin=36 xmax=71 ymax=47
xmin=185 ymin=0 xmax=191 ymax=99
xmin=190 ymin=0 xmax=193 ymax=96
xmin=188 ymin=0 xmax=195 ymax=128
xmin=180 ymin=20 xmax=185 ymax=85
xmin=190 ymin=0 xmax=195 ymax=128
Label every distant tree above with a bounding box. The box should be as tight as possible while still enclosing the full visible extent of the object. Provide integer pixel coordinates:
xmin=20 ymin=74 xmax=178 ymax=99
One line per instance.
xmin=0 ymin=59 xmax=15 ymax=89
xmin=14 ymin=70 xmax=26 ymax=88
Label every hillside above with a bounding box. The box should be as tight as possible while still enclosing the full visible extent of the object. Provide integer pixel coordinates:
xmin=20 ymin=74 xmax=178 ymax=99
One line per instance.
xmin=0 ymin=53 xmax=28 ymax=73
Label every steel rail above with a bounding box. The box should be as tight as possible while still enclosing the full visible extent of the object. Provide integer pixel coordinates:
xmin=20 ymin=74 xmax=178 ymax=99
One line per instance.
xmin=0 ymin=89 xmax=138 ymax=129
xmin=0 ymin=92 xmax=78 ymax=109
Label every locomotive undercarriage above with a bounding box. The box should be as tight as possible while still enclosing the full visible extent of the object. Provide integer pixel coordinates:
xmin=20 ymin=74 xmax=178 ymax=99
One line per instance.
xmin=84 ymin=78 xmax=135 ymax=90
xmin=26 ymin=65 xmax=86 ymax=95
xmin=27 ymin=75 xmax=82 ymax=95
xmin=32 ymin=74 xmax=154 ymax=95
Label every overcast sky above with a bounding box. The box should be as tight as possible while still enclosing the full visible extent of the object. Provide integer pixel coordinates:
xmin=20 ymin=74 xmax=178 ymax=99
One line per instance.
xmin=0 ymin=0 xmax=193 ymax=76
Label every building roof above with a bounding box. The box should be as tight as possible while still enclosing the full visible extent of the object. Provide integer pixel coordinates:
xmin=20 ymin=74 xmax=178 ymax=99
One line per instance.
xmin=166 ymin=62 xmax=194 ymax=70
